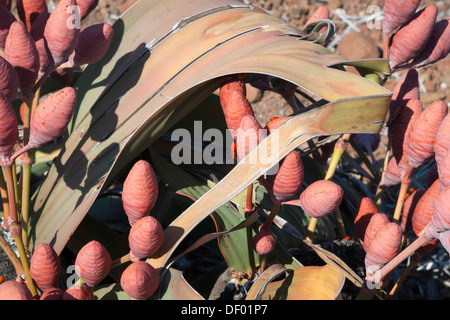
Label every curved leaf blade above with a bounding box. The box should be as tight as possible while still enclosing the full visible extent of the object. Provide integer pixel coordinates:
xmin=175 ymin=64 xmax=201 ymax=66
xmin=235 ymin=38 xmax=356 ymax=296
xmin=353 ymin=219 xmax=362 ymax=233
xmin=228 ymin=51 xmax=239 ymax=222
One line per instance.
xmin=29 ymin=0 xmax=391 ymax=260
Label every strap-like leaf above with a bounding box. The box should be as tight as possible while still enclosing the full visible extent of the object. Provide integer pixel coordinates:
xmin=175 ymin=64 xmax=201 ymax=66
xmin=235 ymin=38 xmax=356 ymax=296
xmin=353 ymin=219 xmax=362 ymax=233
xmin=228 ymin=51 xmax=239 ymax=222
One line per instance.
xmin=29 ymin=0 xmax=391 ymax=257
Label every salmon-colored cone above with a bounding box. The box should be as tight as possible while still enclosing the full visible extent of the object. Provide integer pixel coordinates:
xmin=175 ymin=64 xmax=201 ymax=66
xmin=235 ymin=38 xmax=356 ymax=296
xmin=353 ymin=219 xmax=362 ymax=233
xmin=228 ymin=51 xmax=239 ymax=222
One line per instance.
xmin=0 ymin=280 xmax=33 ymax=299
xmin=69 ymin=23 xmax=113 ymax=67
xmin=364 ymin=223 xmax=402 ymax=290
xmin=30 ymin=11 xmax=50 ymax=78
xmin=408 ymin=100 xmax=448 ymax=169
xmin=29 ymin=87 xmax=77 ymax=149
xmin=77 ymin=0 xmax=99 ymax=21
xmin=389 ymin=69 xmax=419 ymax=117
xmin=0 ymin=5 xmax=15 ymax=50
xmin=128 ymin=216 xmax=164 ymax=261
xmin=401 ymin=188 xmax=424 ymax=236
xmin=434 ymin=113 xmax=450 ymax=168
xmin=75 ymin=240 xmax=111 ymax=287
xmin=304 ymin=6 xmax=329 ymax=26
xmin=44 ymin=0 xmax=80 ymax=66
xmin=410 ymin=18 xmax=450 ymax=68
xmin=388 ymin=5 xmax=438 ymax=71
xmin=16 ymin=0 xmax=48 ymax=31
xmin=235 ymin=115 xmax=262 ymax=162
xmin=437 ymin=152 xmax=450 ymax=190
xmin=30 ymin=243 xmax=61 ymax=292
xmin=120 ymin=261 xmax=160 ymax=300
xmin=40 ymin=287 xmax=64 ymax=300
xmin=0 ymin=56 xmax=19 ymax=101
xmin=430 ymin=187 xmax=450 ymax=234
xmin=252 ymin=227 xmax=276 ymax=255
xmin=382 ymin=0 xmax=421 ymax=35
xmin=268 ymin=150 xmax=304 ymax=204
xmin=412 ymin=180 xmax=440 ymax=235
xmin=354 ymin=197 xmax=378 ymax=242
xmin=4 ymin=21 xmax=40 ymax=98
xmin=379 ymin=157 xmax=402 ymax=188
xmin=299 ymin=180 xmax=343 ymax=218
xmin=389 ymin=98 xmax=423 ymax=174
xmin=265 ymin=116 xmax=292 ymax=133
xmin=365 ymin=222 xmax=402 ymax=268
xmin=363 ymin=213 xmax=390 ymax=251
xmin=304 ymin=6 xmax=329 ymax=34
xmin=0 ymin=93 xmax=18 ymax=166
xmin=63 ymin=284 xmax=95 ymax=300
xmin=218 ymin=74 xmax=255 ymax=139
xmin=122 ymin=160 xmax=158 ymax=226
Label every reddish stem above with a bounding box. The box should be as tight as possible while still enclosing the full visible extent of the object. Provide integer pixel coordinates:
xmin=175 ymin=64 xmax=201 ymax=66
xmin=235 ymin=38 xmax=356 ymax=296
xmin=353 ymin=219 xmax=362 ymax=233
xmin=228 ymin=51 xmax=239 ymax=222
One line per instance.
xmin=374 ymin=230 xmax=432 ymax=282
xmin=392 ymin=166 xmax=414 ymax=224
xmin=245 ymin=185 xmax=254 ymax=215
xmin=383 ymin=32 xmax=390 ymax=60
xmin=7 ymin=144 xmax=34 ymax=166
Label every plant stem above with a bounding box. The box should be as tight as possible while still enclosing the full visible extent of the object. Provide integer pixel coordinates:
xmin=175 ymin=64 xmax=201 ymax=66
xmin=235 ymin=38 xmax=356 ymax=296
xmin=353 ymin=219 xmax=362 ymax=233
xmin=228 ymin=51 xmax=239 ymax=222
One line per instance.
xmin=306 ymin=217 xmax=318 ymax=243
xmin=245 ymin=184 xmax=256 ymax=277
xmin=265 ymin=203 xmax=280 ymax=226
xmin=19 ymin=91 xmax=40 ymax=249
xmin=0 ymin=233 xmax=24 ymax=276
xmin=0 ymin=169 xmax=10 ymax=223
xmin=375 ymin=141 xmax=391 ymax=208
xmin=3 ymin=165 xmax=37 ymax=296
xmin=12 ymin=164 xmax=19 ymax=216
xmin=383 ymin=32 xmax=390 ymax=59
xmin=373 ymin=187 xmax=384 ymax=207
xmin=324 ymin=135 xmax=348 ymax=180
xmin=260 ymin=254 xmax=267 ymax=273
xmin=245 ymin=184 xmax=253 ymax=213
xmin=3 ymin=166 xmax=18 ymax=224
xmin=375 ymin=231 xmax=431 ymax=282
xmin=392 ymin=178 xmax=411 ymax=224
xmin=21 ymin=159 xmax=32 ymax=248
xmin=386 ymin=259 xmax=418 ymax=299
xmin=306 ymin=133 xmax=350 ymax=242
xmin=111 ymin=253 xmax=131 ymax=269
xmin=12 ymin=229 xmax=37 ymax=296
xmin=246 ymin=224 xmax=256 ymax=277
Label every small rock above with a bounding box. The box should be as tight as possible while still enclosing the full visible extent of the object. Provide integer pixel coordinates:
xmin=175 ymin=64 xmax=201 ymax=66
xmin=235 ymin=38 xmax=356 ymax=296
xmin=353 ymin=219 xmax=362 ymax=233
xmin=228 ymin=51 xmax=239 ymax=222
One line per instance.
xmin=337 ymin=31 xmax=381 ymax=60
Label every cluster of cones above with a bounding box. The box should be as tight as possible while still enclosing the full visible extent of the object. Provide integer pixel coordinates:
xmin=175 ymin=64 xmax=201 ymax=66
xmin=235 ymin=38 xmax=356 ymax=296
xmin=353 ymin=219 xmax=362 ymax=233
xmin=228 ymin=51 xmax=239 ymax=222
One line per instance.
xmin=0 ymin=157 xmax=163 ymax=300
xmin=382 ymin=0 xmax=450 ymax=72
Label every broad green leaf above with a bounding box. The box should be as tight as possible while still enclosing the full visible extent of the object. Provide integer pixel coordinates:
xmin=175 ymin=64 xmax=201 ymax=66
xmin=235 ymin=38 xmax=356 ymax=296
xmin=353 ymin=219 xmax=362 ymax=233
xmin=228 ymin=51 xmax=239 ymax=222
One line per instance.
xmin=28 ymin=0 xmax=391 ymax=264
